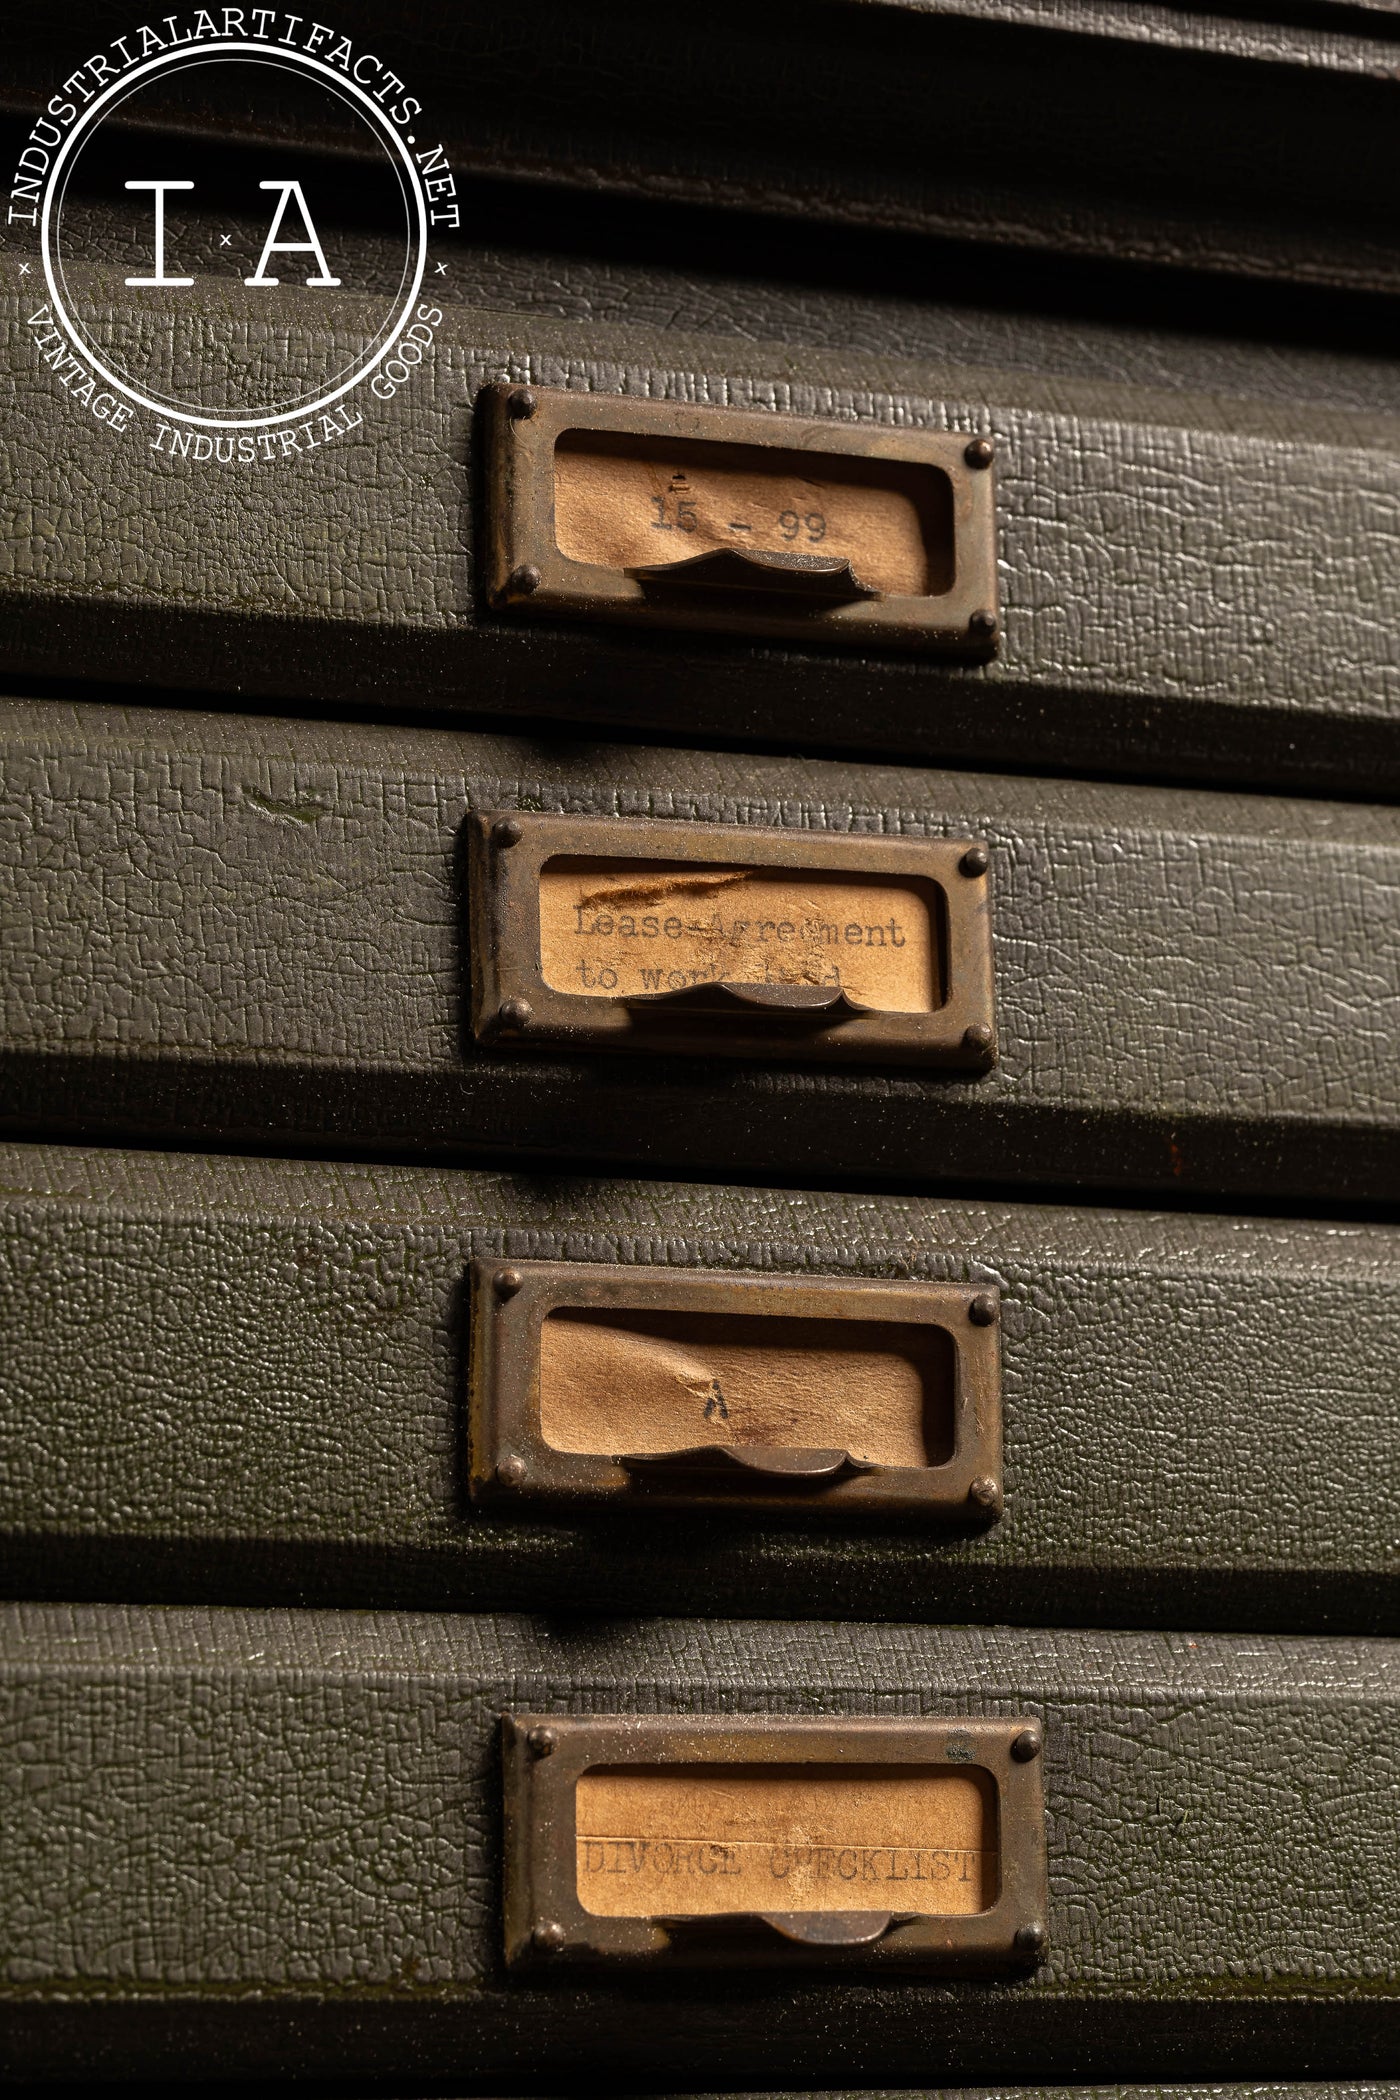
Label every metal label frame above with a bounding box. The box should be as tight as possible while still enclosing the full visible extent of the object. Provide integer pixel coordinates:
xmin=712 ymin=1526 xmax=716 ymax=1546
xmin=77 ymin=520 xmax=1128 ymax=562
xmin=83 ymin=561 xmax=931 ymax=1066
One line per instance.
xmin=480 ymin=383 xmax=999 ymax=654
xmin=467 ymin=810 xmax=997 ymax=1068
xmin=502 ymin=1713 xmax=1048 ymax=1972
xmin=469 ymin=1258 xmax=1003 ymax=1522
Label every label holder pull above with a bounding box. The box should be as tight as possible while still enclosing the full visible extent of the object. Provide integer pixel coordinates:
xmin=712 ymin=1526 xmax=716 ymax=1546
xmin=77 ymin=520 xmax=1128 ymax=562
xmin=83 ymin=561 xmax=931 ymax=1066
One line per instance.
xmin=621 ymin=980 xmax=875 ymax=1024
xmin=618 ymin=1443 xmax=878 ymax=1486
xmin=630 ymin=545 xmax=881 ymax=605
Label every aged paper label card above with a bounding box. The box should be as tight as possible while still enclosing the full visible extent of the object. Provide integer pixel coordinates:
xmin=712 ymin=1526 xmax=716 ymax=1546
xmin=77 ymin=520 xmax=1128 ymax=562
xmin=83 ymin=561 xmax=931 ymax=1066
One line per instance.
xmin=503 ymin=1714 xmax=1046 ymax=1970
xmin=553 ymin=431 xmax=952 ymax=598
xmin=470 ymin=810 xmax=994 ymax=1066
xmin=538 ymin=1308 xmax=953 ymax=1467
xmin=470 ymin=1258 xmax=1004 ymax=1521
xmin=484 ymin=385 xmax=999 ymax=653
xmin=575 ymin=1762 xmax=995 ymax=1917
xmin=538 ymin=857 xmax=941 ymax=1008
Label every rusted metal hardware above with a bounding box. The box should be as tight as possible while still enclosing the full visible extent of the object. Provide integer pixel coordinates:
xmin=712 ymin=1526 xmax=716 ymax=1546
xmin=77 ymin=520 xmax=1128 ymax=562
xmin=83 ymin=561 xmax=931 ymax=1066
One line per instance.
xmin=468 ymin=1257 xmax=1003 ymax=1523
xmin=632 ymin=546 xmax=882 ymax=603
xmin=467 ymin=809 xmax=997 ymax=1070
xmin=480 ymin=383 xmax=999 ymax=653
xmin=621 ymin=980 xmax=876 ymax=1023
xmin=501 ymin=1713 xmax=1049 ymax=1972
xmin=656 ymin=1908 xmax=903 ymax=1946
xmin=617 ymin=1445 xmax=877 ymax=1484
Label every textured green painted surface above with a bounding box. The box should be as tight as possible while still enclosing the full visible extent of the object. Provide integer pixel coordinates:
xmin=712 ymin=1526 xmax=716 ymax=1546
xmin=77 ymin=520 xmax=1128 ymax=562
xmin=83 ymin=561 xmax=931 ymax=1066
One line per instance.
xmin=5 ymin=703 xmax=1400 ymax=1200
xmin=0 ymin=1142 xmax=1396 ymax=1627
xmin=2 ymin=1607 xmax=1400 ymax=2082
xmin=5 ymin=259 xmax=1400 ymax=789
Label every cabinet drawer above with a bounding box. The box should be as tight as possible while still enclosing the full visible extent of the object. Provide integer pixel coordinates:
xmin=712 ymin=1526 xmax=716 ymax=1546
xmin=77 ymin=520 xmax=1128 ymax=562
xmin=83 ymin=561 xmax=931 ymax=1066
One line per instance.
xmin=6 ymin=291 xmax=1400 ymax=791
xmin=3 ymin=1606 xmax=1399 ymax=2084
xmin=3 ymin=1141 xmax=1398 ymax=1631
xmin=5 ymin=703 xmax=1400 ymax=1202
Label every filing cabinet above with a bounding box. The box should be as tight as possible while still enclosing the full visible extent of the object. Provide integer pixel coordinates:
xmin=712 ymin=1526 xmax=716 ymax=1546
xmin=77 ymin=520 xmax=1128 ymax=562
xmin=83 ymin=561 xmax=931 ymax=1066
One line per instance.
xmin=3 ymin=1604 xmax=1399 ymax=2084
xmin=1 ymin=1140 xmax=1396 ymax=1632
xmin=4 ymin=3 xmax=1400 ymax=2088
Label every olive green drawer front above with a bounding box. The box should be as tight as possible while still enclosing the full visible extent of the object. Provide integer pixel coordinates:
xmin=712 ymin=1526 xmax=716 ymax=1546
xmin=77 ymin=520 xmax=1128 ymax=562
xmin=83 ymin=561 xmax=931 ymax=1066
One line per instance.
xmin=2 ymin=1608 xmax=1399 ymax=2084
xmin=1 ymin=1142 xmax=1397 ymax=1630
xmin=4 ymin=283 xmax=1400 ymax=792
xmin=4 ymin=703 xmax=1400 ymax=1202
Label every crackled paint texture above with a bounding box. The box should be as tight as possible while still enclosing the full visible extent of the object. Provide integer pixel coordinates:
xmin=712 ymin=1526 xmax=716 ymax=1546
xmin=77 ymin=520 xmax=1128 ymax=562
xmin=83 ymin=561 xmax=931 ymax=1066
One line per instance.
xmin=2 ymin=705 xmax=1399 ymax=1201
xmin=5 ymin=267 xmax=1400 ymax=787
xmin=2 ymin=1608 xmax=1400 ymax=2083
xmin=0 ymin=1143 xmax=1396 ymax=1625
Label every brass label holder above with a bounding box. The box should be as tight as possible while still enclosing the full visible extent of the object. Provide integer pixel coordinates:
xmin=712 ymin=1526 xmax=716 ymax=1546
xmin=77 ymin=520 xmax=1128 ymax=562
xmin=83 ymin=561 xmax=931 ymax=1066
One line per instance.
xmin=502 ymin=1714 xmax=1049 ymax=1971
xmin=468 ymin=810 xmax=997 ymax=1069
xmin=481 ymin=383 xmax=999 ymax=653
xmin=469 ymin=1258 xmax=1003 ymax=1522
